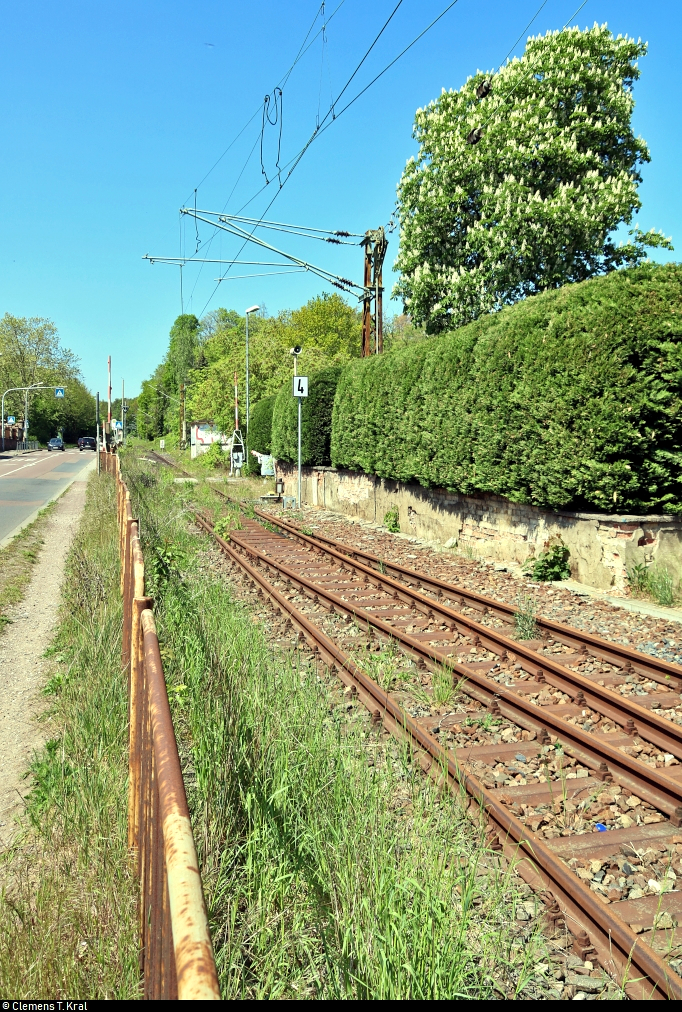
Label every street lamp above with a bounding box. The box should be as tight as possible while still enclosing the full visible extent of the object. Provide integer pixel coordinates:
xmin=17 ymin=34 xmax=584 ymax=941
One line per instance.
xmin=244 ymin=305 xmax=259 ymax=441
xmin=1 ymin=383 xmax=63 ymax=451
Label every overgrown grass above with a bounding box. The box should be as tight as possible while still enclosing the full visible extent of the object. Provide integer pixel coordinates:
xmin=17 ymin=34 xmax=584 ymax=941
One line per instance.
xmin=128 ymin=436 xmax=274 ymax=500
xmin=515 ymin=594 xmax=539 ymax=641
xmin=627 ymin=562 xmax=677 ymax=608
xmin=0 ymin=501 xmax=57 ymax=631
xmin=124 ymin=453 xmax=550 ymax=1000
xmin=0 ymin=472 xmax=139 ymax=998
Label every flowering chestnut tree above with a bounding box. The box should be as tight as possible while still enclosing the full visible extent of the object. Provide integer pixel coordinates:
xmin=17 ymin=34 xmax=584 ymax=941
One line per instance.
xmin=394 ymin=24 xmax=673 ymax=331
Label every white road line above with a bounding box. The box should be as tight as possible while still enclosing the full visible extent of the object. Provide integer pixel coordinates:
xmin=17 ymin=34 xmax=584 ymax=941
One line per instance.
xmin=0 ymin=459 xmax=45 ymax=478
xmin=0 ymin=450 xmax=81 ymax=478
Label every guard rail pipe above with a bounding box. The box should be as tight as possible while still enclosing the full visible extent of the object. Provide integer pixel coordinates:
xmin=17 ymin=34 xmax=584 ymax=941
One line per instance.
xmin=101 ymin=448 xmax=220 ymax=1000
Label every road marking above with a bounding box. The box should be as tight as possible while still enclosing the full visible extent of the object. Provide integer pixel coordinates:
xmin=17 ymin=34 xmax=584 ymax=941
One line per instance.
xmin=0 ymin=450 xmax=80 ymax=479
xmin=0 ymin=459 xmax=45 ymax=478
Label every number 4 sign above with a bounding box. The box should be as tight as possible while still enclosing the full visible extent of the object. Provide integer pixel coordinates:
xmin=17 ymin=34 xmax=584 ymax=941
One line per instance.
xmin=293 ymin=376 xmax=309 ymax=397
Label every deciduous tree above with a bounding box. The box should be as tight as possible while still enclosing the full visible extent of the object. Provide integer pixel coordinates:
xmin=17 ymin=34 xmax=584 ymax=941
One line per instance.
xmin=394 ymin=25 xmax=673 ymax=331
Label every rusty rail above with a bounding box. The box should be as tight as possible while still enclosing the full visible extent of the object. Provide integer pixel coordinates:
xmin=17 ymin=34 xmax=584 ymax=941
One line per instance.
xmin=100 ymin=449 xmax=220 ymax=1000
xmin=192 ymin=509 xmax=682 ymax=999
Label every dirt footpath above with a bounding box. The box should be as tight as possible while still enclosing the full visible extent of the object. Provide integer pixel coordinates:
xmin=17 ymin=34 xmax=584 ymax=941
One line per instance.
xmin=0 ymin=476 xmax=90 ymax=848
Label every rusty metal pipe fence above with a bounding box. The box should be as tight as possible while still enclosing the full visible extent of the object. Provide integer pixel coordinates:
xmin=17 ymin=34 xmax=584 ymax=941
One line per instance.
xmin=101 ymin=449 xmax=220 ymax=1000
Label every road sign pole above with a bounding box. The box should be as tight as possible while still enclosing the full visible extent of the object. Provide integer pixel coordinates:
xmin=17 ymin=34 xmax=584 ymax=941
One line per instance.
xmin=297 ymin=395 xmax=302 ymax=510
xmin=292 ymin=375 xmax=308 ymax=510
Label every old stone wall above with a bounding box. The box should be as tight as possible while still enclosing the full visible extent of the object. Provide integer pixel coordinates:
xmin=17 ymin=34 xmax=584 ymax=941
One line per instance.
xmin=275 ymin=462 xmax=682 ymax=595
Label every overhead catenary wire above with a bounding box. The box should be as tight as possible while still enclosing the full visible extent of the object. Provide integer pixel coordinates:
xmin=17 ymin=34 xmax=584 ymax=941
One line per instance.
xmin=179 ymin=1 xmax=338 ymax=300
xmin=194 ymin=211 xmax=360 ymax=244
xmin=212 ymin=0 xmax=464 ymax=226
xmin=182 ymin=0 xmax=348 ymax=205
xmin=196 ymin=0 xmax=464 ymax=315
xmin=187 ymin=0 xmax=548 ymax=316
xmin=181 ymin=208 xmax=361 ymax=294
xmin=213 ymin=270 xmax=307 ymax=282
xmin=144 ymin=257 xmax=309 ymax=266
xmin=184 ymin=132 xmax=263 ymax=307
xmin=476 ymin=0 xmax=591 ymax=134
xmin=498 ymin=0 xmax=551 ymax=67
xmin=195 ymin=1 xmax=410 ymax=313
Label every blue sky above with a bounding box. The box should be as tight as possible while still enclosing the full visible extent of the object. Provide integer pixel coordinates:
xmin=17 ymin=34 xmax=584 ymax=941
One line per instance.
xmin=1 ymin=0 xmax=679 ymax=397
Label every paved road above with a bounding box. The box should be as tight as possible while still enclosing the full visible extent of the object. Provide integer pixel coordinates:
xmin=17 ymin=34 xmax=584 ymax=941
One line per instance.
xmin=0 ymin=448 xmax=97 ymax=546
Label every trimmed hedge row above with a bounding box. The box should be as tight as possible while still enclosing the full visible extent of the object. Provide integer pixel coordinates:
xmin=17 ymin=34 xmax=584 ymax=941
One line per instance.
xmin=243 ymin=394 xmax=276 ymax=475
xmin=272 ymin=366 xmax=342 ymax=466
xmin=331 ymin=264 xmax=682 ymax=514
xmin=249 ymin=395 xmax=276 ymax=453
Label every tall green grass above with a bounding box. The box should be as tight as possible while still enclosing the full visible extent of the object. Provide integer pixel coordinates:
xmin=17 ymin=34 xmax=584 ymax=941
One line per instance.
xmin=125 ymin=455 xmax=549 ymax=1000
xmin=627 ymin=562 xmax=677 ymax=608
xmin=0 ymin=473 xmax=139 ymax=998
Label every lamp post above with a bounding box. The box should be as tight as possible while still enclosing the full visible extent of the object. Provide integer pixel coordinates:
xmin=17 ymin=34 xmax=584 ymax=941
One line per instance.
xmin=2 ymin=384 xmax=59 ymax=451
xmin=244 ymin=305 xmax=260 ymax=442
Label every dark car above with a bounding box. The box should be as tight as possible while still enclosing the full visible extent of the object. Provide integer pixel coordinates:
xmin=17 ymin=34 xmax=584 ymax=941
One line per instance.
xmin=78 ymin=436 xmax=96 ymax=451
xmin=47 ymin=437 xmax=65 ymax=451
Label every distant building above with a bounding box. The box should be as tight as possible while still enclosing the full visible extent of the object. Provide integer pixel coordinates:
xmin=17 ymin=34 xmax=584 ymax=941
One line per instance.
xmin=189 ymin=421 xmax=228 ymax=459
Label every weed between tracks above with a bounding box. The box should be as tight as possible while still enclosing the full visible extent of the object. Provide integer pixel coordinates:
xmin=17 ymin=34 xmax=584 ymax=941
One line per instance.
xmin=0 ymin=472 xmax=139 ymax=998
xmin=125 ymin=454 xmax=551 ymax=1000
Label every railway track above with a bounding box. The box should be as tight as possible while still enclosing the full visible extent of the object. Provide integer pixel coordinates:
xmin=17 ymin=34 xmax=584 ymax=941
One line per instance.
xmin=144 ymin=450 xmax=682 ymax=998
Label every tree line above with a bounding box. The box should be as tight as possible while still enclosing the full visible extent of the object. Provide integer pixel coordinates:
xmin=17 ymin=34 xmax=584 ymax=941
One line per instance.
xmin=136 ymin=295 xmax=423 ymax=443
xmin=0 ymin=314 xmax=95 ymax=443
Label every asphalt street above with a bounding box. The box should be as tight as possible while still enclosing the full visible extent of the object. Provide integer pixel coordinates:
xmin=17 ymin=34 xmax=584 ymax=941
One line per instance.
xmin=0 ymin=448 xmax=97 ymax=545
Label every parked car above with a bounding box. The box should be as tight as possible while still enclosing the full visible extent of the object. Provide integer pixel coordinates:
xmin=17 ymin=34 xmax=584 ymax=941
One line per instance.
xmin=78 ymin=436 xmax=96 ymax=451
xmin=47 ymin=437 xmax=65 ymax=451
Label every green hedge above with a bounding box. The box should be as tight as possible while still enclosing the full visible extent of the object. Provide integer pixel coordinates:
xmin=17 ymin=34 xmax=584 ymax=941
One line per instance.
xmin=248 ymin=395 xmax=276 ymax=453
xmin=244 ymin=394 xmax=276 ymax=475
xmin=272 ymin=366 xmax=342 ymax=466
xmin=331 ymin=264 xmax=682 ymax=514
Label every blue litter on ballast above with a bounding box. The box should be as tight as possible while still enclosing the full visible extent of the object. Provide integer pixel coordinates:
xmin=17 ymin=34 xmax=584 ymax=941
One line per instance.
xmin=595 ymin=823 xmax=607 ymax=832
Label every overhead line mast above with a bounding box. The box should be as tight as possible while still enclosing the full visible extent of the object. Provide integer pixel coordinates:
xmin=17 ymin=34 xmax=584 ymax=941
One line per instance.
xmin=149 ymin=210 xmax=388 ymax=356
xmin=361 ymin=227 xmax=388 ymax=357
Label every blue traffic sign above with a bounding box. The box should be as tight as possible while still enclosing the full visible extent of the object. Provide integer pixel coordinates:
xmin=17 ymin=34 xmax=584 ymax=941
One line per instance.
xmin=55 ymin=387 xmax=64 ymax=398
xmin=7 ymin=415 xmax=15 ymax=424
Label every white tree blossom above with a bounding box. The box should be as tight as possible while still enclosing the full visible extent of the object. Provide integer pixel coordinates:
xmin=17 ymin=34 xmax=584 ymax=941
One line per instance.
xmin=394 ymin=24 xmax=673 ymax=331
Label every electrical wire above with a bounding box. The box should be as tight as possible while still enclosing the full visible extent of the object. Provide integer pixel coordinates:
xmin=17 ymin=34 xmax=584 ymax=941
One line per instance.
xmin=182 ymin=0 xmax=348 ymax=205
xmin=184 ymin=209 xmax=361 ymax=293
xmin=184 ymin=132 xmax=262 ymax=307
xmin=260 ymin=87 xmax=283 ymax=185
xmin=498 ymin=0 xmax=550 ymax=67
xmin=184 ymin=4 xmax=345 ymax=303
xmin=478 ymin=0 xmax=591 ymax=132
xmin=219 ymin=214 xmax=362 ymax=237
xmin=197 ymin=0 xmax=457 ymax=314
xmin=144 ymin=257 xmax=307 ymax=265
xmin=225 ymin=0 xmax=464 ymax=221
xmin=213 ymin=269 xmax=307 ymax=282
xmin=186 ymin=210 xmax=359 ymax=244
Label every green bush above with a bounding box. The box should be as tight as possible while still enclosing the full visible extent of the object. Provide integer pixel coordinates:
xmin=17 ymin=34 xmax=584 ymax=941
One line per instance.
xmin=526 ymin=545 xmax=571 ymax=582
xmin=383 ymin=506 xmax=400 ymax=532
xmin=248 ymin=395 xmax=276 ymax=453
xmin=331 ymin=264 xmax=682 ymax=514
xmin=627 ymin=562 xmax=676 ymax=607
xmin=272 ymin=366 xmax=342 ymax=466
xmin=244 ymin=394 xmax=276 ymax=475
